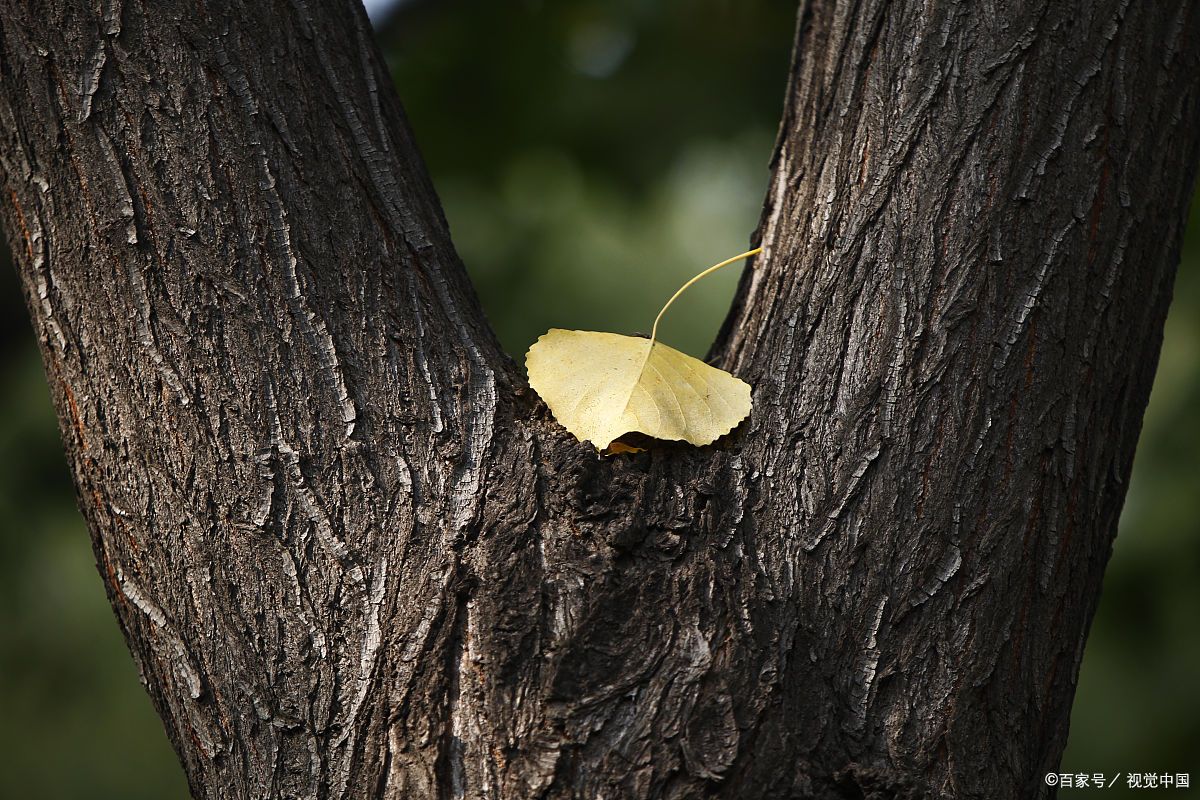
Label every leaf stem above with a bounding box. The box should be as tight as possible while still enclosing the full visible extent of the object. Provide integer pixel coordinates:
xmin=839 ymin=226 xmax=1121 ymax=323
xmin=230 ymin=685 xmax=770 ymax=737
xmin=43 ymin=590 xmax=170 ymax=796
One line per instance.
xmin=649 ymin=247 xmax=762 ymax=345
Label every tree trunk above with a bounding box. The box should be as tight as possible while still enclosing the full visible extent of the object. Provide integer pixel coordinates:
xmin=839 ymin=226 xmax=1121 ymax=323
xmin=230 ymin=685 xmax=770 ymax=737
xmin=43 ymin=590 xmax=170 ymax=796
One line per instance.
xmin=1 ymin=0 xmax=1197 ymax=798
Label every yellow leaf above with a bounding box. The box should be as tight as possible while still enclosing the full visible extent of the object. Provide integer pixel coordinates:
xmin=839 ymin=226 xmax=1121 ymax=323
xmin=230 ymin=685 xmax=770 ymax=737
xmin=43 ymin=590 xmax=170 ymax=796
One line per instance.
xmin=527 ymin=330 xmax=751 ymax=449
xmin=525 ymin=248 xmax=758 ymax=451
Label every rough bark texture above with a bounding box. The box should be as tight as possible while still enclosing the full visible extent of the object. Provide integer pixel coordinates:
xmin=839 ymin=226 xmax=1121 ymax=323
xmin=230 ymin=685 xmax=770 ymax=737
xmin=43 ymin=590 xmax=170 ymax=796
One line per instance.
xmin=1 ymin=1 xmax=1198 ymax=799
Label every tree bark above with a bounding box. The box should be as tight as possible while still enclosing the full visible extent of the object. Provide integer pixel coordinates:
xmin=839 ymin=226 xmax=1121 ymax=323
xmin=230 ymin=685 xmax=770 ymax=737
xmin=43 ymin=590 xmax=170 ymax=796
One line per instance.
xmin=1 ymin=1 xmax=1197 ymax=798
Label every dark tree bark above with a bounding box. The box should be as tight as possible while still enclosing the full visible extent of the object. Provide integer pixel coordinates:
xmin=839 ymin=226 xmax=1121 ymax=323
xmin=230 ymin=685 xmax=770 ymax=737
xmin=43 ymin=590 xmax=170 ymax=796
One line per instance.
xmin=1 ymin=0 xmax=1198 ymax=798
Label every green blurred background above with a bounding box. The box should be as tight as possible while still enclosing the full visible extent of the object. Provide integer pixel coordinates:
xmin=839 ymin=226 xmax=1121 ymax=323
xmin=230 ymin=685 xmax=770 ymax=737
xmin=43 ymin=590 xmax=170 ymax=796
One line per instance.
xmin=0 ymin=1 xmax=1195 ymax=796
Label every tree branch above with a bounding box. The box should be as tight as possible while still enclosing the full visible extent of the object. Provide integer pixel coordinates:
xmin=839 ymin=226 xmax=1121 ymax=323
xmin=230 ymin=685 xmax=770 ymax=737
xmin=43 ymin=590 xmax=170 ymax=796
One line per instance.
xmin=0 ymin=1 xmax=512 ymax=795
xmin=713 ymin=0 xmax=1200 ymax=795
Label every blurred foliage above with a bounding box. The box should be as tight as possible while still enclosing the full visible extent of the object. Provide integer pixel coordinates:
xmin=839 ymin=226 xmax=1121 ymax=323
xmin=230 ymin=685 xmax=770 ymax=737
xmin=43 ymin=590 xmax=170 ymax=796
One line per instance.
xmin=0 ymin=343 xmax=186 ymax=798
xmin=385 ymin=0 xmax=794 ymax=356
xmin=0 ymin=0 xmax=1195 ymax=796
xmin=1060 ymin=198 xmax=1200 ymax=780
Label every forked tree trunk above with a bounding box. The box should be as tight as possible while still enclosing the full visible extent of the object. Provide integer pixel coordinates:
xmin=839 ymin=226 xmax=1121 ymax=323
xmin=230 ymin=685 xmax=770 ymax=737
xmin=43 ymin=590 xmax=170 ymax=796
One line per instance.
xmin=1 ymin=1 xmax=1198 ymax=798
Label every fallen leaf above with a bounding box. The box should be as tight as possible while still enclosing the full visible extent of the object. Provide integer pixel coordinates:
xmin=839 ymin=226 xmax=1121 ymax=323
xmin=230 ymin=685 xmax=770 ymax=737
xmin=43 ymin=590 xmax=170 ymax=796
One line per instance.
xmin=526 ymin=248 xmax=758 ymax=451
